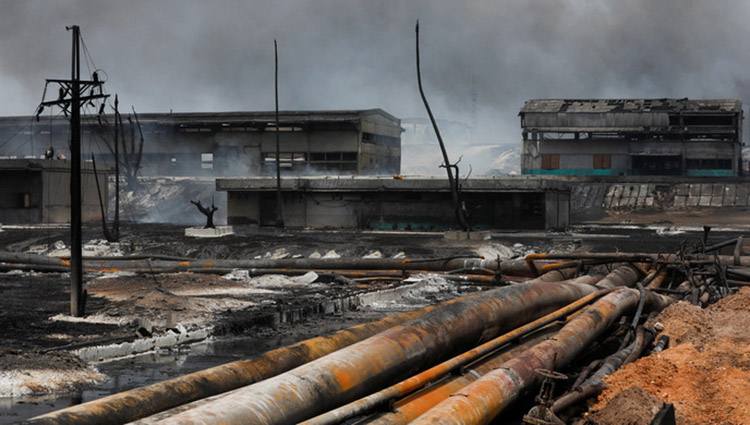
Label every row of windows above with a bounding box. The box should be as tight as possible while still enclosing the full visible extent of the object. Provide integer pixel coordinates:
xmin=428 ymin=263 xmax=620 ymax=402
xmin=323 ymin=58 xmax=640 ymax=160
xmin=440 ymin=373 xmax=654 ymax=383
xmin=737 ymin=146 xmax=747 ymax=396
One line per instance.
xmin=541 ymin=154 xmax=733 ymax=170
xmin=263 ymin=152 xmax=358 ymax=162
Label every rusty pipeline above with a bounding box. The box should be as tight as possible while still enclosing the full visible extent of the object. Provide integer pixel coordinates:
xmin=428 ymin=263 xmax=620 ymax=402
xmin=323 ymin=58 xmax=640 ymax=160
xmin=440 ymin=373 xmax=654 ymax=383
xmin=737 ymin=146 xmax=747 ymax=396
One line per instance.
xmin=26 ymin=303 xmax=442 ymax=425
xmin=366 ymin=324 xmax=562 ymax=425
xmin=307 ymin=266 xmax=639 ymax=425
xmin=409 ymin=288 xmax=673 ymax=425
xmin=29 ymin=269 xmax=573 ymax=425
xmin=0 ymin=251 xmax=552 ymax=276
xmin=526 ymin=251 xmax=750 ymax=267
xmin=302 ymin=278 xmax=609 ymax=425
xmin=153 ymin=279 xmax=607 ymax=425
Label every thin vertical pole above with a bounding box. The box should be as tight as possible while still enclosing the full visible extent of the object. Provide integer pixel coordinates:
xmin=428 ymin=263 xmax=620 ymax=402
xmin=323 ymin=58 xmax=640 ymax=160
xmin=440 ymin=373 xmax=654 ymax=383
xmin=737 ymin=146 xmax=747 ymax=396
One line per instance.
xmin=70 ymin=25 xmax=83 ymax=316
xmin=274 ymin=39 xmax=284 ymax=227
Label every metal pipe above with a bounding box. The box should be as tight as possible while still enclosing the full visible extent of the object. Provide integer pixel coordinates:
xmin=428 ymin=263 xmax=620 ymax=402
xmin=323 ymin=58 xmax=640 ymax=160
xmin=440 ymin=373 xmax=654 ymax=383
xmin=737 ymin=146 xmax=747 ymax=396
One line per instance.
xmin=365 ymin=325 xmax=562 ymax=425
xmin=316 ymin=267 xmax=638 ymax=425
xmin=526 ymin=252 xmax=750 ymax=267
xmin=27 ymin=303 xmax=440 ymax=425
xmin=154 ymin=280 xmax=605 ymax=425
xmin=303 ymin=277 xmax=610 ymax=425
xmin=409 ymin=288 xmax=672 ymax=425
xmin=0 ymin=252 xmax=552 ymax=277
xmin=30 ymin=270 xmax=573 ymax=425
xmin=550 ymin=326 xmax=655 ymax=414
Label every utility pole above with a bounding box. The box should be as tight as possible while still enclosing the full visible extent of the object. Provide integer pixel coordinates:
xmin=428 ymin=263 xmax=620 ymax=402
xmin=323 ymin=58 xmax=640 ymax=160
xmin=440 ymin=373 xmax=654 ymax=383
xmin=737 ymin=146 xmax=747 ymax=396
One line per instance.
xmin=274 ymin=39 xmax=285 ymax=227
xmin=36 ymin=25 xmax=108 ymax=316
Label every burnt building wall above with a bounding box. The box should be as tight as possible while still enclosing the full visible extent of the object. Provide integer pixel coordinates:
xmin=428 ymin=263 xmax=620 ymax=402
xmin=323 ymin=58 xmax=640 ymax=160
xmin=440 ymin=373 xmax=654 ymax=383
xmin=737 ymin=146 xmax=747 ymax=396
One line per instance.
xmin=520 ymin=99 xmax=743 ymax=177
xmin=0 ymin=160 xmax=107 ymax=224
xmin=0 ymin=109 xmax=402 ymax=178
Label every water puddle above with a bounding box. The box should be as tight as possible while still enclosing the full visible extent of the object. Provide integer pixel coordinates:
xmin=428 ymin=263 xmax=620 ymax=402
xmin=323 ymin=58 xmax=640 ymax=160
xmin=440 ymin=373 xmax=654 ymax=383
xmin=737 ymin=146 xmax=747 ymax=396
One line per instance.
xmin=0 ymin=334 xmax=309 ymax=424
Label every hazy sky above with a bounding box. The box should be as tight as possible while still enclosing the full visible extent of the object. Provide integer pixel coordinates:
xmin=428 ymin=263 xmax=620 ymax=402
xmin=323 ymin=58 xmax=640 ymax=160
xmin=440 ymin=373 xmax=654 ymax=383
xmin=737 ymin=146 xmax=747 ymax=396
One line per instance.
xmin=1 ymin=0 xmax=748 ymax=142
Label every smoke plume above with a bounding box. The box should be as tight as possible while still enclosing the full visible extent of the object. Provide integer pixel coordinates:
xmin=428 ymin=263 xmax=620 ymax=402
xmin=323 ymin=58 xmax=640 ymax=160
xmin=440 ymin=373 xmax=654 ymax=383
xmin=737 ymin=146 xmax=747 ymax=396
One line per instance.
xmin=1 ymin=0 xmax=748 ymax=146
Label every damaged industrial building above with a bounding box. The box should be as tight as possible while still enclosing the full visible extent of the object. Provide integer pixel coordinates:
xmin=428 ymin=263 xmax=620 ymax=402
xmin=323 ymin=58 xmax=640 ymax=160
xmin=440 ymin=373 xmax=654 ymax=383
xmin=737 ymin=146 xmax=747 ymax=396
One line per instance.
xmin=521 ymin=98 xmax=743 ymax=177
xmin=3 ymin=4 xmax=750 ymax=425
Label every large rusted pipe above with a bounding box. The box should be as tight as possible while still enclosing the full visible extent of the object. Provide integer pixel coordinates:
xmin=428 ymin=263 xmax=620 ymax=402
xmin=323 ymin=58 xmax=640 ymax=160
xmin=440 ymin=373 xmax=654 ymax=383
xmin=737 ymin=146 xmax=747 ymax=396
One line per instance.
xmin=0 ymin=251 xmax=549 ymax=276
xmin=153 ymin=279 xmax=607 ymax=425
xmin=302 ymin=285 xmax=608 ymax=425
xmin=527 ymin=251 xmax=750 ymax=267
xmin=307 ymin=266 xmax=638 ymax=425
xmin=409 ymin=288 xmax=672 ymax=425
xmin=366 ymin=325 xmax=562 ymax=425
xmin=29 ymin=270 xmax=572 ymax=425
xmin=26 ymin=304 xmax=440 ymax=425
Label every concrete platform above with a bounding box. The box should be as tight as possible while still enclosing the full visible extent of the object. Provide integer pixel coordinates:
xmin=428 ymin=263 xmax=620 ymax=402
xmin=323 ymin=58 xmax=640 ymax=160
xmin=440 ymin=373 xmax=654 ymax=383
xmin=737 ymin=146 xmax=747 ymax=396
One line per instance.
xmin=185 ymin=226 xmax=234 ymax=238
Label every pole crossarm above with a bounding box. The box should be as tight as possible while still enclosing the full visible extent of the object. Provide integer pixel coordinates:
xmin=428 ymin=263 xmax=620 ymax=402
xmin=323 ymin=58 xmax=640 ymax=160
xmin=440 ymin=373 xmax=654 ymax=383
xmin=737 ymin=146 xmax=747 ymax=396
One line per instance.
xmin=40 ymin=93 xmax=109 ymax=108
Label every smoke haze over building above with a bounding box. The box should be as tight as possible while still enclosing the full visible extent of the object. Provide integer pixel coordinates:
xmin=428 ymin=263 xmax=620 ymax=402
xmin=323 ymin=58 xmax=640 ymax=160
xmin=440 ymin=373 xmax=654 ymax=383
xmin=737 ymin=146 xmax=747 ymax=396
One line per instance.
xmin=1 ymin=0 xmax=748 ymax=143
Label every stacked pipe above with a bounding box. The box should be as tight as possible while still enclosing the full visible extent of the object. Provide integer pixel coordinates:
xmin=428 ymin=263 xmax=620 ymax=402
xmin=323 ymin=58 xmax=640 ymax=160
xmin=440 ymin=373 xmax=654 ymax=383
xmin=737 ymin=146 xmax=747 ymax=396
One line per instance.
xmin=26 ymin=250 xmax=699 ymax=425
xmin=27 ymin=270 xmax=580 ymax=425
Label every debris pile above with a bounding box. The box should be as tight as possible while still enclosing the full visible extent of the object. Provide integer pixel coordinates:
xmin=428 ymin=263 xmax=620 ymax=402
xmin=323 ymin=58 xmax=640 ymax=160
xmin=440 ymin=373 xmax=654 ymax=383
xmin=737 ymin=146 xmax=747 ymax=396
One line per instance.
xmin=588 ymin=288 xmax=750 ymax=425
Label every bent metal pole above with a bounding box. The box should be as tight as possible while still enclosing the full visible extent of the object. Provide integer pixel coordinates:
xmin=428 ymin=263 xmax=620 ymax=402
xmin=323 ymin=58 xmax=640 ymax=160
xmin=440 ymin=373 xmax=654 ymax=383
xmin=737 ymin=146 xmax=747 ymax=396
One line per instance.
xmin=154 ymin=279 xmax=606 ymax=425
xmin=410 ymin=288 xmax=673 ymax=425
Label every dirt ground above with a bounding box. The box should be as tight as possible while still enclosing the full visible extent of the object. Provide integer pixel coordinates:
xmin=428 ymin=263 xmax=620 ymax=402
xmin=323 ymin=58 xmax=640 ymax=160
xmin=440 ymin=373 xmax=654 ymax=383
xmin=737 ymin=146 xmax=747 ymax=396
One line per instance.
xmin=589 ymin=288 xmax=750 ymax=425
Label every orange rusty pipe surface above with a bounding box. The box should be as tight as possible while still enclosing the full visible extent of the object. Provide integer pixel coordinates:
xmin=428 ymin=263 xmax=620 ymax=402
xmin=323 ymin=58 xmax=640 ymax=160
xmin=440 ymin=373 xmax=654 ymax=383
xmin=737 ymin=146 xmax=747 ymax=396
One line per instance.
xmin=0 ymin=251 xmax=552 ymax=276
xmin=25 ymin=304 xmax=441 ymax=425
xmin=409 ymin=288 xmax=673 ymax=425
xmin=365 ymin=325 xmax=561 ymax=425
xmin=647 ymin=269 xmax=669 ymax=289
xmin=301 ymin=276 xmax=608 ymax=425
xmin=29 ymin=269 xmax=568 ymax=425
xmin=303 ymin=265 xmax=638 ymax=425
xmin=153 ymin=279 xmax=605 ymax=425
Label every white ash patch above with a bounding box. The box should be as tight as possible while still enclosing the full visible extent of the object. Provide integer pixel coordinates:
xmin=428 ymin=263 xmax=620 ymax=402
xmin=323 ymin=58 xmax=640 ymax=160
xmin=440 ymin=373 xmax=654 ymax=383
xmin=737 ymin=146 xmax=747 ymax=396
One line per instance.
xmin=322 ymin=250 xmax=341 ymax=259
xmin=359 ymin=274 xmax=458 ymax=311
xmin=26 ymin=239 xmax=125 ymax=258
xmin=94 ymin=271 xmax=137 ymax=280
xmin=362 ymin=250 xmax=383 ymax=259
xmin=0 ymin=368 xmax=105 ymax=398
xmin=474 ymin=243 xmax=515 ymax=260
xmin=49 ymin=312 xmax=133 ymax=326
xmin=222 ymin=270 xmax=320 ymax=290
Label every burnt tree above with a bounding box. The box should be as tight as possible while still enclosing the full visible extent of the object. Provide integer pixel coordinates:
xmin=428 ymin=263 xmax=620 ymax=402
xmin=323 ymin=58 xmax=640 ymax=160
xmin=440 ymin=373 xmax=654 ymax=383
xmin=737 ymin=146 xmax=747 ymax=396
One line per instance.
xmin=191 ymin=200 xmax=219 ymax=229
xmin=96 ymin=98 xmax=145 ymax=190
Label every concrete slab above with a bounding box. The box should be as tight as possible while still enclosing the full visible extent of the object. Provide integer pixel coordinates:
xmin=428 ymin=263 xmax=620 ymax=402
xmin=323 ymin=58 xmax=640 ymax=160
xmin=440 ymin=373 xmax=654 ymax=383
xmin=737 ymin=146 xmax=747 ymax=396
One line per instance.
xmin=185 ymin=226 xmax=234 ymax=238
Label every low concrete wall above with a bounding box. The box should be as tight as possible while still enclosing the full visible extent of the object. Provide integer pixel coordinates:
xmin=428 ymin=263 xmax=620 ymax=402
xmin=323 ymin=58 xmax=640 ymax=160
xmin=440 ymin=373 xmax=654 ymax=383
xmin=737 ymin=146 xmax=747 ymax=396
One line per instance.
xmin=572 ymin=181 xmax=750 ymax=221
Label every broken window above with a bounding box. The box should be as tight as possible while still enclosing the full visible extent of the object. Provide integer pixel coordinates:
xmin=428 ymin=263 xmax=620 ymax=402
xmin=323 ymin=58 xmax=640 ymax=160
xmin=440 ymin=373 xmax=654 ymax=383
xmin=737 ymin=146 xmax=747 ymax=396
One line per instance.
xmin=541 ymin=154 xmax=560 ymax=170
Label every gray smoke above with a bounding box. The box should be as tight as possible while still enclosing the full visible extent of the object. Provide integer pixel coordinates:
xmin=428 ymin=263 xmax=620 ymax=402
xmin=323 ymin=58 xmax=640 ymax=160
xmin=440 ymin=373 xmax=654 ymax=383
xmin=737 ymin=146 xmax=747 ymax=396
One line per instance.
xmin=2 ymin=0 xmax=749 ymax=144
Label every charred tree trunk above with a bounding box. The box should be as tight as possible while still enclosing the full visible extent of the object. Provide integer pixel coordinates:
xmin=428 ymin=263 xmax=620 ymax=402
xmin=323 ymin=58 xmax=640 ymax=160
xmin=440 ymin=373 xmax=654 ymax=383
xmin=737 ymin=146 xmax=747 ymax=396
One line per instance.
xmin=191 ymin=200 xmax=218 ymax=229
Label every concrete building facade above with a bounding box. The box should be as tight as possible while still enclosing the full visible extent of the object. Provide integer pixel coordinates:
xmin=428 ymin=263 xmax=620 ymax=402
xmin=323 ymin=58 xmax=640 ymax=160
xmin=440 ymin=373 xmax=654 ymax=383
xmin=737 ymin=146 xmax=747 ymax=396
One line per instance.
xmin=0 ymin=159 xmax=108 ymax=224
xmin=520 ymin=99 xmax=743 ymax=177
xmin=0 ymin=109 xmax=401 ymax=177
xmin=217 ymin=176 xmax=571 ymax=231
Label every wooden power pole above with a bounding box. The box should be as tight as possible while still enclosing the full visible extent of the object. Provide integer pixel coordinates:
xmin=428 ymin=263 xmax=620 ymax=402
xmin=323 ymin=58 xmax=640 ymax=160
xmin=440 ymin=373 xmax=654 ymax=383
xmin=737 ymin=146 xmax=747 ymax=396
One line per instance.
xmin=37 ymin=25 xmax=108 ymax=316
xmin=274 ymin=39 xmax=285 ymax=227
